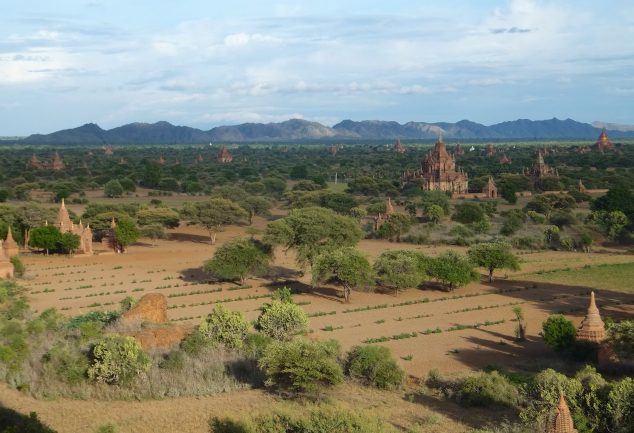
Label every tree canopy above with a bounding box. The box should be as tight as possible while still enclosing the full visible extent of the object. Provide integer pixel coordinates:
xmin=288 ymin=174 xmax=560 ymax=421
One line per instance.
xmin=468 ymin=241 xmax=520 ymax=282
xmin=312 ymin=247 xmax=373 ymax=303
xmin=182 ymin=198 xmax=248 ymax=244
xmin=204 ymin=237 xmax=272 ymax=284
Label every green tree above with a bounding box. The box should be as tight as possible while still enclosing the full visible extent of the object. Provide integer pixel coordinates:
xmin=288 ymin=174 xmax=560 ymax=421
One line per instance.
xmin=204 ymin=238 xmax=272 ymax=284
xmin=428 ymin=251 xmax=478 ymax=290
xmin=29 ymin=225 xmax=62 ymax=255
xmin=420 ymin=190 xmax=450 ymax=215
xmin=136 ymin=207 xmax=180 ymax=228
xmin=312 ymin=247 xmax=373 ymax=303
xmin=58 ymin=232 xmax=81 ymax=256
xmin=239 ymin=196 xmax=273 ymax=224
xmin=264 ymin=207 xmax=362 ymax=270
xmin=346 ymin=345 xmax=404 ymax=390
xmin=256 ymin=301 xmax=309 ymax=341
xmin=199 ymin=304 xmax=249 ymax=349
xmin=589 ymin=210 xmax=629 ymax=241
xmin=182 ymin=198 xmax=248 ymax=244
xmin=373 ymin=250 xmax=428 ymax=295
xmin=453 ymin=202 xmax=486 ymax=224
xmin=606 ymin=320 xmax=634 ymax=359
xmin=259 ymin=338 xmax=344 ymax=395
xmin=87 ymin=335 xmax=150 ymax=385
xmin=113 ymin=216 xmax=139 ymax=252
xmin=139 ymin=224 xmax=166 ymax=245
xmin=542 ymin=314 xmax=576 ymax=351
xmin=607 ymin=377 xmax=634 ymax=433
xmin=425 ymin=204 xmax=444 ymax=224
xmin=467 ymin=241 xmax=520 ymax=282
xmin=104 ymin=180 xmax=124 ymax=198
xmin=376 ymin=213 xmax=413 ymax=241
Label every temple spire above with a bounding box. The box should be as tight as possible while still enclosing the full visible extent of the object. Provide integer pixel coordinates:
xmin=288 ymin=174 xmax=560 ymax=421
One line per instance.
xmin=546 ymin=392 xmax=578 ymax=433
xmin=576 ymin=291 xmax=606 ymax=343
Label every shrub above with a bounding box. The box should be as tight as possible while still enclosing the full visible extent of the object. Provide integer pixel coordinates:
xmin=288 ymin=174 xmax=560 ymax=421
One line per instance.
xmin=199 ymin=305 xmax=249 ymax=349
xmin=87 ymin=335 xmax=150 ymax=385
xmin=10 ymin=256 xmax=25 ymax=278
xmin=271 ymin=287 xmax=293 ymax=303
xmin=209 ymin=407 xmax=398 ymax=433
xmin=345 ymin=345 xmax=404 ymax=390
xmin=180 ymin=329 xmax=209 ymax=355
xmin=158 ymin=350 xmax=184 ymax=370
xmin=606 ymin=320 xmax=634 ymax=359
xmin=607 ymin=377 xmax=634 ymax=433
xmin=42 ymin=343 xmax=89 ymax=385
xmin=242 ymin=332 xmax=273 ymax=359
xmin=259 ymin=339 xmax=344 ymax=395
xmin=542 ymin=315 xmax=576 ymax=351
xmin=256 ymin=301 xmax=308 ymax=341
xmin=95 ymin=424 xmax=117 ymax=433
xmin=453 ymin=202 xmax=486 ymax=224
xmin=456 ymin=371 xmax=520 ymax=408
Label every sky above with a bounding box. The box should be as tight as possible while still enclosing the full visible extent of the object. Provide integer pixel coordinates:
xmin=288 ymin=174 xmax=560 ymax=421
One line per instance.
xmin=1 ymin=0 xmax=633 ymax=135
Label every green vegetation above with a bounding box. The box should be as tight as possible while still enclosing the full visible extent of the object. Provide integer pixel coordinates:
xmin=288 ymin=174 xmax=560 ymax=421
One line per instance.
xmin=87 ymin=335 xmax=151 ymax=384
xmin=524 ymin=263 xmax=634 ymax=294
xmin=312 ymin=247 xmax=373 ymax=302
xmin=256 ymin=301 xmax=309 ymax=341
xmin=199 ymin=304 xmax=250 ymax=349
xmin=204 ymin=238 xmax=272 ymax=284
xmin=345 ymin=345 xmax=404 ymax=390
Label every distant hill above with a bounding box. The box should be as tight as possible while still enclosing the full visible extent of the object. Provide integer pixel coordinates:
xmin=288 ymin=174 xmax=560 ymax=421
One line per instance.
xmin=19 ymin=117 xmax=634 ymax=144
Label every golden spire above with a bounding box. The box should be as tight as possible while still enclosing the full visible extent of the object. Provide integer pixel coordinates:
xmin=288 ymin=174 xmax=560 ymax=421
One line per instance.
xmin=386 ymin=197 xmax=395 ymax=215
xmin=546 ymin=392 xmax=578 ymax=433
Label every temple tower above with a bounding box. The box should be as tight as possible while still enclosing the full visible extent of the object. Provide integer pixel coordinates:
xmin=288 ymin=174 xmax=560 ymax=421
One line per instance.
xmin=218 ymin=145 xmax=233 ymax=162
xmin=0 ymin=241 xmax=14 ymax=279
xmin=546 ymin=393 xmax=578 ymax=433
xmin=593 ymin=128 xmax=613 ymax=152
xmin=3 ymin=227 xmax=19 ymax=258
xmin=576 ymin=291 xmax=606 ymax=343
xmin=393 ymin=139 xmax=406 ymax=154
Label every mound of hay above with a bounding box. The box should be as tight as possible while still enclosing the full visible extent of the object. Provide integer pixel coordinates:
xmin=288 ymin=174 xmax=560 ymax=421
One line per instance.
xmin=121 ymin=293 xmax=168 ymax=323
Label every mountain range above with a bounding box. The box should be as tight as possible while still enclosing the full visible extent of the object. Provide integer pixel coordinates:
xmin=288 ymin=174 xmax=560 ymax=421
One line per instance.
xmin=19 ymin=118 xmax=634 ymax=145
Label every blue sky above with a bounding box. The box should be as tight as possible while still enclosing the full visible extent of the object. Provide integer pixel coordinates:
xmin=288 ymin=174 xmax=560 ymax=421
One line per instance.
xmin=1 ymin=0 xmax=633 ymax=135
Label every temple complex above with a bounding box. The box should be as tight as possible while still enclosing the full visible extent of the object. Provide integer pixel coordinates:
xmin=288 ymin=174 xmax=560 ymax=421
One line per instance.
xmin=498 ymin=154 xmax=512 ymax=165
xmin=29 ymin=152 xmax=65 ymax=170
xmin=593 ymin=128 xmax=613 ymax=152
xmin=0 ymin=241 xmax=14 ymax=279
xmin=485 ymin=144 xmax=496 ymax=157
xmin=373 ymin=197 xmax=395 ymax=231
xmin=217 ymin=145 xmax=233 ymax=162
xmin=393 ymin=139 xmax=406 ymax=154
xmin=454 ymin=143 xmax=464 ymax=155
xmin=546 ymin=393 xmax=578 ymax=433
xmin=401 ymin=135 xmax=469 ymax=194
xmin=454 ymin=176 xmax=497 ymax=199
xmin=56 ymin=199 xmax=93 ymax=255
xmin=3 ymin=228 xmax=19 ymax=258
xmin=576 ymin=291 xmax=606 ymax=343
xmin=525 ymin=150 xmax=558 ymax=185
xmin=103 ymin=145 xmax=114 ymax=156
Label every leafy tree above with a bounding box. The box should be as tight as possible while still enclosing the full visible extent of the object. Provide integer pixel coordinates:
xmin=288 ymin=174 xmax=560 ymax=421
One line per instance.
xmin=501 ymin=184 xmax=518 ymax=204
xmin=199 ymin=304 xmax=249 ymax=349
xmin=118 ymin=177 xmax=136 ymax=192
xmin=264 ymin=207 xmax=362 ymax=270
xmin=428 ymin=251 xmax=478 ymax=290
xmin=312 ymin=247 xmax=373 ymax=303
xmin=346 ymin=345 xmax=404 ymax=390
xmin=420 ymin=190 xmax=450 ymax=215
xmin=453 ymin=202 xmax=486 ymax=224
xmin=373 ymin=250 xmax=428 ymax=295
xmin=113 ymin=216 xmax=139 ymax=252
xmin=104 ymin=180 xmax=124 ymax=198
xmin=10 ymin=256 xmax=25 ymax=278
xmin=204 ymin=238 xmax=272 ymax=284
xmin=542 ymin=314 xmax=576 ymax=351
xmin=29 ymin=226 xmax=62 ymax=255
xmin=425 ymin=204 xmax=444 ymax=224
xmin=607 ymin=377 xmax=634 ymax=433
xmin=182 ymin=198 xmax=248 ymax=244
xmin=262 ymin=177 xmax=287 ymax=196
xmin=139 ymin=224 xmax=167 ymax=245
xmin=58 ymin=232 xmax=81 ymax=256
xmin=87 ymin=335 xmax=150 ymax=385
xmin=513 ymin=306 xmax=527 ymax=341
xmin=376 ymin=213 xmax=413 ymax=241
xmin=592 ymin=183 xmax=634 ymax=226
xmin=259 ymin=338 xmax=344 ymax=395
xmin=543 ymin=225 xmax=560 ymax=245
xmin=589 ymin=210 xmax=629 ymax=241
xmin=319 ymin=192 xmax=358 ymax=215
xmin=467 ymin=241 xmax=520 ymax=282
xmin=136 ymin=207 xmax=180 ymax=228
xmin=365 ymin=200 xmax=386 ymax=216
xmin=346 ymin=176 xmax=380 ymax=195
xmin=239 ymin=196 xmax=272 ymax=224
xmin=349 ymin=207 xmax=367 ymax=221
xmin=256 ymin=301 xmax=309 ymax=341
xmin=606 ymin=320 xmax=634 ymax=359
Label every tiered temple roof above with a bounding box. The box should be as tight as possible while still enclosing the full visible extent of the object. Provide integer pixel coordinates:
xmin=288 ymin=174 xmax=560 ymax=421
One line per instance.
xmin=393 ymin=139 xmax=406 ymax=154
xmin=486 ymin=144 xmax=496 ymax=157
xmin=454 ymin=143 xmax=464 ymax=155
xmin=525 ymin=150 xmax=558 ymax=183
xmin=29 ymin=152 xmax=65 ymax=170
xmin=576 ymin=291 xmax=606 ymax=343
xmin=546 ymin=393 xmax=578 ymax=433
xmin=401 ymin=135 xmax=468 ymax=194
xmin=593 ymin=128 xmax=613 ymax=152
xmin=328 ymin=144 xmax=338 ymax=156
xmin=55 ymin=199 xmax=93 ymax=254
xmin=373 ymin=197 xmax=396 ymax=231
xmin=103 ymin=145 xmax=114 ymax=156
xmin=217 ymin=146 xmax=233 ymax=162
xmin=483 ymin=176 xmax=497 ymax=198
xmin=498 ymin=154 xmax=512 ymax=164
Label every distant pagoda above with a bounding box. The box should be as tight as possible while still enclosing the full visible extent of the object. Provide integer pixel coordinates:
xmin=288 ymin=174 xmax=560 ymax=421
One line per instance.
xmin=0 ymin=240 xmax=14 ymax=279
xmin=217 ymin=145 xmax=233 ymax=163
xmin=3 ymin=227 xmax=19 ymax=258
xmin=593 ymin=128 xmax=613 ymax=152
xmin=525 ymin=150 xmax=558 ymax=185
xmin=328 ymin=144 xmax=338 ymax=156
xmin=546 ymin=393 xmax=578 ymax=433
xmin=454 ymin=143 xmax=464 ymax=156
xmin=50 ymin=151 xmax=65 ymax=170
xmin=103 ymin=145 xmax=114 ymax=156
xmin=373 ymin=197 xmax=396 ymax=231
xmin=393 ymin=139 xmax=406 ymax=154
xmin=498 ymin=154 xmax=512 ymax=165
xmin=483 ymin=176 xmax=498 ymax=198
xmin=29 ymin=152 xmax=65 ymax=170
xmin=576 ymin=291 xmax=606 ymax=343
xmin=486 ymin=143 xmax=496 ymax=157
xmin=577 ymin=179 xmax=587 ymax=193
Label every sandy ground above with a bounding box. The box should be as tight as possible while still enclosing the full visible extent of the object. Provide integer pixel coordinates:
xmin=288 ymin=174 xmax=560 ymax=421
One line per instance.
xmin=4 ymin=218 xmax=634 ymax=432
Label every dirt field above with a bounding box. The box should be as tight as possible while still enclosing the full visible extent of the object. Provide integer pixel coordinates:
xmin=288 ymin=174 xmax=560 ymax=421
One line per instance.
xmin=4 ymin=217 xmax=634 ymax=433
